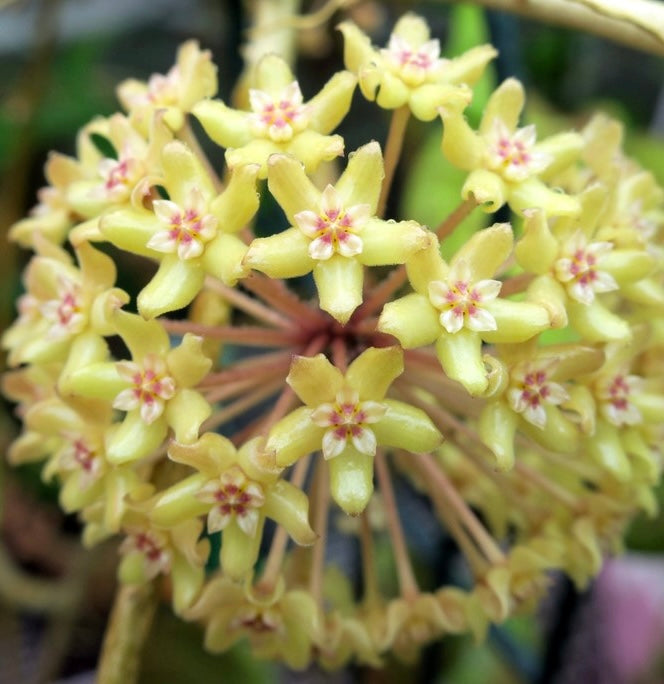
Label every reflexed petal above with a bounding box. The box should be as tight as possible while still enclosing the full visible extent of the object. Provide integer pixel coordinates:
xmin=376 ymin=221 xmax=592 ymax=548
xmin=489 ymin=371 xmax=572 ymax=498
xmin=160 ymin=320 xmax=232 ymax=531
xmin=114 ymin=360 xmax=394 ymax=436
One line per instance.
xmin=286 ymin=354 xmax=343 ymax=405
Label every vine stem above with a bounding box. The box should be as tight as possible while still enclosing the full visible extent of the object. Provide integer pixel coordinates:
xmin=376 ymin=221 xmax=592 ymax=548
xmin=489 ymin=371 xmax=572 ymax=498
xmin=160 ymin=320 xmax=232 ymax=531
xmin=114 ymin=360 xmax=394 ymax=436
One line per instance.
xmin=96 ymin=581 xmax=158 ymax=684
xmin=443 ymin=0 xmax=664 ymax=56
xmin=377 ymin=105 xmax=411 ymax=218
xmin=374 ymin=450 xmax=419 ymax=600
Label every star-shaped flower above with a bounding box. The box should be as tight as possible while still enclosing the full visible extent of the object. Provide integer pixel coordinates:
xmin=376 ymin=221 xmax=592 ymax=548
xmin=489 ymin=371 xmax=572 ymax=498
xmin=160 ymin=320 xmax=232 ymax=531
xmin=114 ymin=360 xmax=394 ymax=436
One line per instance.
xmin=379 ymin=224 xmax=552 ymax=396
xmin=192 ymin=54 xmax=355 ymax=177
xmin=516 ymin=186 xmax=654 ymax=342
xmin=147 ymin=433 xmax=316 ymax=580
xmin=61 ymin=309 xmax=212 ymax=464
xmin=339 ymin=13 xmax=496 ymax=120
xmin=244 ymin=142 xmax=429 ymax=323
xmin=117 ymin=40 xmax=218 ymax=134
xmin=2 ymin=240 xmax=126 ymax=367
xmin=266 ymin=347 xmax=441 ymax=514
xmin=100 ymin=140 xmax=260 ymax=318
xmin=440 ymin=78 xmax=583 ymax=216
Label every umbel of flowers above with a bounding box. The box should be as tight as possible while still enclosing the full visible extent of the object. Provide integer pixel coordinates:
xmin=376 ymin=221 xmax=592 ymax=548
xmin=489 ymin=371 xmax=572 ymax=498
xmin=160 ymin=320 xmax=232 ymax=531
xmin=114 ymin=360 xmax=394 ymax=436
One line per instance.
xmin=3 ymin=10 xmax=664 ymax=674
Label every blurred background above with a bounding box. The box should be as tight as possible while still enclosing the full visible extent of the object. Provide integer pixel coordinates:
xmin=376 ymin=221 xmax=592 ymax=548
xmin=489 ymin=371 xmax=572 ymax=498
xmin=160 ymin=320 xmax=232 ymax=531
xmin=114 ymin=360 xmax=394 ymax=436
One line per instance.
xmin=1 ymin=1 xmax=663 ymax=682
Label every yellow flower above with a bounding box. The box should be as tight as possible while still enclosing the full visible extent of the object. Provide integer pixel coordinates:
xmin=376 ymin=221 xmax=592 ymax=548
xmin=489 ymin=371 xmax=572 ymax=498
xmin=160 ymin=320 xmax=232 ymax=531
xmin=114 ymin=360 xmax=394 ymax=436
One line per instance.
xmin=339 ymin=13 xmax=496 ymax=120
xmin=267 ymin=347 xmax=441 ymax=514
xmin=117 ymin=40 xmax=217 ymax=133
xmin=441 ymin=78 xmax=583 ymax=215
xmin=244 ymin=142 xmax=429 ymax=323
xmin=193 ymin=54 xmax=355 ymax=177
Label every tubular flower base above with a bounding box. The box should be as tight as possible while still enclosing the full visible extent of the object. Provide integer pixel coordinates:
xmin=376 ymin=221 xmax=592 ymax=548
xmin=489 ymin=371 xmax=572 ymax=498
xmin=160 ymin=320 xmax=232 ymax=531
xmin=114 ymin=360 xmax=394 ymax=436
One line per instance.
xmin=3 ymin=8 xmax=664 ymax=676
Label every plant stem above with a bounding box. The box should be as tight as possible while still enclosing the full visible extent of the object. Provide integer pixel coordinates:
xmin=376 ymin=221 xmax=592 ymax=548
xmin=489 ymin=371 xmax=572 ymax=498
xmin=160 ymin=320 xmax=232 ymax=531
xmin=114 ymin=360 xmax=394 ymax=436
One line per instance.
xmin=257 ymin=454 xmax=311 ymax=590
xmin=444 ymin=0 xmax=664 ymax=56
xmin=96 ymin=581 xmax=158 ymax=684
xmin=204 ymin=277 xmax=293 ymax=329
xmin=309 ymin=459 xmax=330 ymax=610
xmin=160 ymin=319 xmax=300 ymax=346
xmin=434 ymin=197 xmax=478 ymax=240
xmin=378 ymin=105 xmax=411 ymax=218
xmin=374 ymin=451 xmax=419 ymax=600
xmin=416 ymin=452 xmax=505 ymax=565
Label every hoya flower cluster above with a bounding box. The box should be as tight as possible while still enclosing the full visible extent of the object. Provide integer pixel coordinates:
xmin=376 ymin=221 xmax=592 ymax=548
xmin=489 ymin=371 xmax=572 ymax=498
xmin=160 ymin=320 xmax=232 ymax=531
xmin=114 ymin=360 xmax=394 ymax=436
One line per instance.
xmin=4 ymin=13 xmax=664 ymax=671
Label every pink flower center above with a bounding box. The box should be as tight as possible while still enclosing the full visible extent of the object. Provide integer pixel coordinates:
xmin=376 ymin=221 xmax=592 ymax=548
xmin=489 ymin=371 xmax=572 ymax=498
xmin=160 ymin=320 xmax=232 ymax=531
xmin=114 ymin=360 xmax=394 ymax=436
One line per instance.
xmin=517 ymin=371 xmax=550 ymax=409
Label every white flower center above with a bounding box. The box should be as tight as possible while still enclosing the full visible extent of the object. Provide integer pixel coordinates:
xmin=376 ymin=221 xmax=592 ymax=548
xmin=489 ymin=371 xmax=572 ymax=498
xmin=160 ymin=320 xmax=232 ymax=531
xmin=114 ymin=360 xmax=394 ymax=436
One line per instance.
xmin=554 ymin=234 xmax=618 ymax=305
xmin=120 ymin=529 xmax=171 ymax=579
xmin=486 ymin=120 xmax=551 ymax=182
xmin=147 ymin=187 xmax=217 ymax=260
xmin=295 ymin=185 xmax=369 ymax=260
xmin=40 ymin=277 xmax=86 ymax=340
xmin=197 ymin=466 xmax=265 ymax=536
xmin=382 ymin=34 xmax=442 ymax=86
xmin=597 ymin=373 xmax=642 ymax=427
xmin=113 ymin=355 xmax=176 ymax=424
xmin=310 ymin=386 xmax=386 ymax=460
xmin=249 ymin=82 xmax=309 ymax=142
xmin=507 ymin=366 xmax=568 ymax=429
xmin=428 ymin=261 xmax=501 ymax=334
